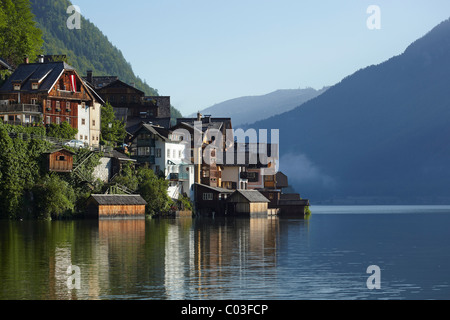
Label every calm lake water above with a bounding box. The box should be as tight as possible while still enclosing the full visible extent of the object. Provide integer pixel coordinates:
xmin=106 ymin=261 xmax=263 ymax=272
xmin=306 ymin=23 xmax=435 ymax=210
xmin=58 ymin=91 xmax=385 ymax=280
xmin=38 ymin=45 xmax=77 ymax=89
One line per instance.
xmin=1 ymin=205 xmax=450 ymax=300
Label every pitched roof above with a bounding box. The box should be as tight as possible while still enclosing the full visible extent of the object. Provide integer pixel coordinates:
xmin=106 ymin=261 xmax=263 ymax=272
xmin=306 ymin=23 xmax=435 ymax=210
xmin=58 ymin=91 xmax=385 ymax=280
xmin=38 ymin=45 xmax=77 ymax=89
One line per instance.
xmin=231 ymin=190 xmax=270 ymax=203
xmin=44 ymin=148 xmax=76 ymax=155
xmin=96 ymin=79 xmax=145 ymax=95
xmin=0 ymin=58 xmax=12 ymax=71
xmin=0 ymin=62 xmax=75 ymax=93
xmin=90 ymin=194 xmax=147 ymax=206
xmin=194 ymin=183 xmax=234 ymax=194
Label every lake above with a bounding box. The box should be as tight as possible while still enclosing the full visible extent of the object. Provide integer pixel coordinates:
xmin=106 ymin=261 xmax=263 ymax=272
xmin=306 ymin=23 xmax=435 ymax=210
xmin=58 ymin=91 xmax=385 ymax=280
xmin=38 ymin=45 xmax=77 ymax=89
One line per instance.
xmin=1 ymin=205 xmax=450 ymax=300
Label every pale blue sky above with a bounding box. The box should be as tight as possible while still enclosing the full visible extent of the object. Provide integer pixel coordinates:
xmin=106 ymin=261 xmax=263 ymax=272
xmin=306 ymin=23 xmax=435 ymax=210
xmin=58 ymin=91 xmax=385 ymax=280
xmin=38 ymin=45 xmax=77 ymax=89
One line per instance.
xmin=74 ymin=0 xmax=450 ymax=115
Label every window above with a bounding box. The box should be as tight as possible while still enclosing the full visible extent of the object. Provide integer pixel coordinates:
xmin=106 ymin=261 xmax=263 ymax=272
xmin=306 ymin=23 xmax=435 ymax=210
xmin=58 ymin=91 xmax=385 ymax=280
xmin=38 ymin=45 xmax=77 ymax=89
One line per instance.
xmin=173 ymin=150 xmax=176 ymax=158
xmin=167 ymin=149 xmax=171 ymax=158
xmin=138 ymin=147 xmax=150 ymax=156
xmin=56 ymin=117 xmax=61 ymax=125
xmin=247 ymin=172 xmax=259 ymax=183
xmin=13 ymin=84 xmax=20 ymax=91
xmin=203 ymin=193 xmax=213 ymax=201
xmin=66 ymin=117 xmax=71 ymax=125
xmin=56 ymin=101 xmax=60 ymax=110
xmin=92 ymin=120 xmax=95 ymax=126
xmin=151 ymin=147 xmax=155 ymax=157
xmin=81 ymin=119 xmax=86 ymax=125
xmin=46 ymin=116 xmax=51 ymax=125
xmin=58 ymin=156 xmax=66 ymax=161
xmin=156 ymin=149 xmax=162 ymax=158
xmin=85 ymin=136 xmax=88 ymax=141
xmin=32 ymin=83 xmax=39 ymax=90
xmin=80 ymin=135 xmax=83 ymax=140
xmin=31 ymin=99 xmax=37 ymax=105
xmin=66 ymin=102 xmax=71 ymax=110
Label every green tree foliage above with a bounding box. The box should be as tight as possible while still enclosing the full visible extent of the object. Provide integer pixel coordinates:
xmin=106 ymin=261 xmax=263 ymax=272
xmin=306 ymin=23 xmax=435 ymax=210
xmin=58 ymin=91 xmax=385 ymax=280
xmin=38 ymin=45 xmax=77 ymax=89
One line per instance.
xmin=32 ymin=174 xmax=76 ymax=220
xmin=136 ymin=166 xmax=173 ymax=216
xmin=46 ymin=122 xmax=78 ymax=140
xmin=0 ymin=0 xmax=43 ymax=67
xmin=113 ymin=163 xmax=173 ymax=217
xmin=0 ymin=123 xmax=100 ymax=220
xmin=28 ymin=0 xmax=184 ymax=119
xmin=101 ymin=102 xmax=126 ymax=145
xmin=28 ymin=0 xmax=158 ymax=96
xmin=0 ymin=125 xmax=51 ymax=219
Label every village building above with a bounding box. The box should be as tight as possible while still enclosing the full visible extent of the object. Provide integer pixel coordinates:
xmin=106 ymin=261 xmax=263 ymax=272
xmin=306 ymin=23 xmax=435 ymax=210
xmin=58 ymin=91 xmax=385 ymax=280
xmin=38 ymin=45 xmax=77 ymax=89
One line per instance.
xmin=193 ymin=183 xmax=234 ymax=216
xmin=0 ymin=57 xmax=101 ymax=147
xmin=93 ymin=150 xmax=137 ymax=183
xmin=226 ymin=190 xmax=270 ymax=216
xmin=84 ymin=72 xmax=172 ymax=132
xmin=174 ymin=113 xmax=233 ymax=188
xmin=86 ymin=194 xmax=147 ymax=219
xmin=44 ymin=148 xmax=76 ymax=173
xmin=129 ymin=123 xmax=195 ymax=200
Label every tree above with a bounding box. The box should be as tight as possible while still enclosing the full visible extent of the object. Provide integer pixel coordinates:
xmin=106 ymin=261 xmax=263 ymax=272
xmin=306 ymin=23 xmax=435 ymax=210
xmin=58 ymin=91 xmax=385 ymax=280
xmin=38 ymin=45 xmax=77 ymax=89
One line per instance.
xmin=136 ymin=165 xmax=173 ymax=217
xmin=101 ymin=102 xmax=126 ymax=146
xmin=46 ymin=122 xmax=78 ymax=140
xmin=32 ymin=174 xmax=76 ymax=220
xmin=0 ymin=0 xmax=43 ymax=67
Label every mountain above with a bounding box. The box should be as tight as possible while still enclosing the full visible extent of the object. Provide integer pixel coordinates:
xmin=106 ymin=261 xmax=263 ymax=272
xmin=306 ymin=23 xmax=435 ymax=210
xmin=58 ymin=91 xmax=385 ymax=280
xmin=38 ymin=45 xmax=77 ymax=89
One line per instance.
xmin=30 ymin=0 xmax=185 ymax=119
xmin=248 ymin=18 xmax=450 ymax=204
xmin=29 ymin=0 xmax=159 ymax=97
xmin=193 ymin=88 xmax=327 ymax=127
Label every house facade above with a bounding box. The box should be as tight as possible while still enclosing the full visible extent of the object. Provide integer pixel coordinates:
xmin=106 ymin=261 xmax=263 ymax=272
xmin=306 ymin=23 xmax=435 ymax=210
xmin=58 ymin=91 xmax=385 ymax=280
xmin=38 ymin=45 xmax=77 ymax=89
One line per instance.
xmin=130 ymin=123 xmax=194 ymax=199
xmin=0 ymin=58 xmax=101 ymax=147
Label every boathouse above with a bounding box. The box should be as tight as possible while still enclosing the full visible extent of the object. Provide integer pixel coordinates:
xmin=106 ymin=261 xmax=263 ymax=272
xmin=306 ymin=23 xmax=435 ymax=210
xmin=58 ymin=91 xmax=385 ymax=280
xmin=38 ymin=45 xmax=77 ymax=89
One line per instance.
xmin=226 ymin=190 xmax=270 ymax=215
xmin=194 ymin=183 xmax=233 ymax=216
xmin=86 ymin=194 xmax=147 ymax=219
xmin=45 ymin=148 xmax=75 ymax=173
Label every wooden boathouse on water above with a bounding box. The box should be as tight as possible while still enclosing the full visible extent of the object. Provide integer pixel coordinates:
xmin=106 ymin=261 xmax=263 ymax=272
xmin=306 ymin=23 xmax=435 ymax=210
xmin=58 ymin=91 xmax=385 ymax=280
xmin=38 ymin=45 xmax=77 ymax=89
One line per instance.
xmin=227 ymin=190 xmax=271 ymax=216
xmin=86 ymin=194 xmax=147 ymax=219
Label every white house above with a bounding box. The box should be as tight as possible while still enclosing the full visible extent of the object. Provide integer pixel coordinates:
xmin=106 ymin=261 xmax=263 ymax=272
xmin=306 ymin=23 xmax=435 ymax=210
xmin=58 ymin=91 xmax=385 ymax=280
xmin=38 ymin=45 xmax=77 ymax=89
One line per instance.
xmin=77 ymin=102 xmax=90 ymax=145
xmin=130 ymin=124 xmax=195 ymax=200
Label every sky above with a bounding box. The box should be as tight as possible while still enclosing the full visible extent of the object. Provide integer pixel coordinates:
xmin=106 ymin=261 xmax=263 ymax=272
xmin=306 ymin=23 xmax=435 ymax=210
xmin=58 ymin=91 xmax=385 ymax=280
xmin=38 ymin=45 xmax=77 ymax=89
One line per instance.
xmin=73 ymin=0 xmax=450 ymax=116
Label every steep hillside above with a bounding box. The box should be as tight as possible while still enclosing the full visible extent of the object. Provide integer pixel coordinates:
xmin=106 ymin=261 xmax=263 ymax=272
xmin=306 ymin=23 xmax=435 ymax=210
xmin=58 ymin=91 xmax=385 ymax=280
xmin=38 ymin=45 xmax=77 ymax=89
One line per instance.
xmin=194 ymin=88 xmax=327 ymax=127
xmin=249 ymin=18 xmax=450 ymax=204
xmin=29 ymin=0 xmax=158 ymax=96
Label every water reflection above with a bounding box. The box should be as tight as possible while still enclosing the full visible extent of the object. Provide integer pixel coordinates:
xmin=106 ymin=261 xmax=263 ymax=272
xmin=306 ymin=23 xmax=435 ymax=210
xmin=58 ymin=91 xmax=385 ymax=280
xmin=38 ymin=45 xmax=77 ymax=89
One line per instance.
xmin=0 ymin=217 xmax=298 ymax=300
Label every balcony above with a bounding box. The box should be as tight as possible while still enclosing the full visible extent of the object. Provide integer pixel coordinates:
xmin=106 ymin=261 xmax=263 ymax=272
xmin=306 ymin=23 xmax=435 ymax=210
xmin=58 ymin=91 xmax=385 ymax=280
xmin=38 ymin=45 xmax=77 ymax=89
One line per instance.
xmin=0 ymin=104 xmax=42 ymax=114
xmin=53 ymin=89 xmax=89 ymax=100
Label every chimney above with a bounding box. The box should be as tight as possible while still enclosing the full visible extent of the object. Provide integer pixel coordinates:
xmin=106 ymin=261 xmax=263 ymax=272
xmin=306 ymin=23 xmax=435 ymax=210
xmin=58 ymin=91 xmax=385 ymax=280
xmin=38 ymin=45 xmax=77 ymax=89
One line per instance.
xmin=24 ymin=56 xmax=29 ymax=64
xmin=38 ymin=55 xmax=44 ymax=63
xmin=197 ymin=112 xmax=202 ymax=122
xmin=87 ymin=70 xmax=93 ymax=84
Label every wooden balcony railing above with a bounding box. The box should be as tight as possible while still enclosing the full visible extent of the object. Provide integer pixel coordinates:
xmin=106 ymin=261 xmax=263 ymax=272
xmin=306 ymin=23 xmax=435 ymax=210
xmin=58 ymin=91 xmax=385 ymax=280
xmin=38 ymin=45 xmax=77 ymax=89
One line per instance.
xmin=0 ymin=104 xmax=42 ymax=114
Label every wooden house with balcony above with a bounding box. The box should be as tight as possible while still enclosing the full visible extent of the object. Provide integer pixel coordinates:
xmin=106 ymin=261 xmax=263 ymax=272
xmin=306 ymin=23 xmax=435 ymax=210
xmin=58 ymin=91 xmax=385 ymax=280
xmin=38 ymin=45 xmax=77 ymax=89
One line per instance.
xmin=0 ymin=57 xmax=101 ymax=146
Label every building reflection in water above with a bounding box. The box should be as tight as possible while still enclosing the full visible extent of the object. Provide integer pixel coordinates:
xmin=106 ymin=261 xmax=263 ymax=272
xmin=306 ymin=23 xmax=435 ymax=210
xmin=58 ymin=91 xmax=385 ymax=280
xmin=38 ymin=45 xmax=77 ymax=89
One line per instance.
xmin=163 ymin=216 xmax=282 ymax=299
xmin=1 ymin=216 xmax=307 ymax=300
